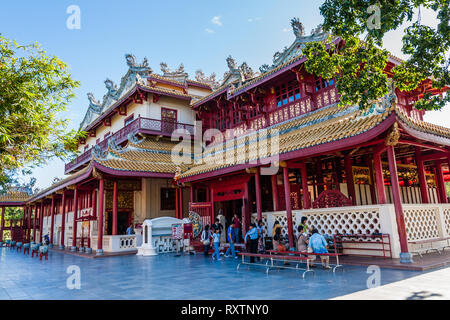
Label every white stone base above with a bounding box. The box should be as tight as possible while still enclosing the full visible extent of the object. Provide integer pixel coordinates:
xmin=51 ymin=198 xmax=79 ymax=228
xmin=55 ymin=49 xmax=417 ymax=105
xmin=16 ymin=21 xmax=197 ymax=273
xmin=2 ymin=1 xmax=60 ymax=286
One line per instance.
xmin=136 ymin=246 xmax=157 ymax=256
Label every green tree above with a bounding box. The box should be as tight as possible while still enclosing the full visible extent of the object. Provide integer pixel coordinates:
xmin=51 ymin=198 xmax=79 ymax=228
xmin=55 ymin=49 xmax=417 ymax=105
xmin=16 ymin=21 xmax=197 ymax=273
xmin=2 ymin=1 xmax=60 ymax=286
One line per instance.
xmin=0 ymin=36 xmax=86 ymax=189
xmin=303 ymin=0 xmax=449 ymax=110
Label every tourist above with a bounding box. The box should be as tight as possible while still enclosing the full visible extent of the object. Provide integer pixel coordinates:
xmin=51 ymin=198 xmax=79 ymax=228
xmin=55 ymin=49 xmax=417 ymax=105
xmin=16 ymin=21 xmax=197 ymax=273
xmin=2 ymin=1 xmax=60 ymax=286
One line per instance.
xmin=298 ymin=216 xmax=309 ymax=234
xmin=224 ymin=223 xmax=237 ymax=259
xmin=211 ymin=228 xmax=222 ymax=261
xmin=233 ymin=214 xmax=241 ymax=243
xmin=309 ymin=228 xmax=331 ymax=269
xmin=201 ymin=225 xmax=212 ymax=256
xmin=272 ymin=221 xmax=282 ymax=250
xmin=244 ymin=223 xmax=259 ymax=263
xmin=296 ymin=225 xmax=309 ymax=252
xmin=212 ymin=218 xmax=223 ymax=235
xmin=217 ymin=209 xmax=226 ymax=243
xmin=257 ymin=220 xmax=265 ymax=253
xmin=126 ymin=224 xmax=135 ymax=235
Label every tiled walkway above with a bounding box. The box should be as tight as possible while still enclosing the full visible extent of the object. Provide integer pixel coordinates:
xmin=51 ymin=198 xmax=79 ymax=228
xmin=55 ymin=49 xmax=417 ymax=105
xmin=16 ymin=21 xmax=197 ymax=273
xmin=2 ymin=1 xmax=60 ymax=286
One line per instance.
xmin=0 ymin=248 xmax=441 ymax=300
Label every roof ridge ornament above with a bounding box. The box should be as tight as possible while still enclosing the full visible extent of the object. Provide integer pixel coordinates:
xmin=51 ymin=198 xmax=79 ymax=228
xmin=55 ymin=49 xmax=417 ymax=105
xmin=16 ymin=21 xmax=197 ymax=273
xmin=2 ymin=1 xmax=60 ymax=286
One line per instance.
xmin=291 ymin=17 xmax=305 ymax=38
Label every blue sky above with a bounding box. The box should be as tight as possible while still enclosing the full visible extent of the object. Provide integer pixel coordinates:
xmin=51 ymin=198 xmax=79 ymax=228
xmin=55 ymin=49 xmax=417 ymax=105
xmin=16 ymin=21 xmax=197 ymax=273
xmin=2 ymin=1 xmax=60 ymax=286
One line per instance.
xmin=0 ymin=1 xmax=448 ymax=190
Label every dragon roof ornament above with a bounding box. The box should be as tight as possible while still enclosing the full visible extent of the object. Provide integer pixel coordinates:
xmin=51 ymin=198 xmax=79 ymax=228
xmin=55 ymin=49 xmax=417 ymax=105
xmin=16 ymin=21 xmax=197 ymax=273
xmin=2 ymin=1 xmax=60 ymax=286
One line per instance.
xmin=80 ymin=54 xmax=152 ymax=130
xmin=221 ymin=55 xmax=257 ymax=87
xmin=259 ymin=18 xmax=329 ymax=73
xmin=195 ymin=70 xmax=219 ymax=88
xmin=160 ymin=62 xmax=189 ymax=82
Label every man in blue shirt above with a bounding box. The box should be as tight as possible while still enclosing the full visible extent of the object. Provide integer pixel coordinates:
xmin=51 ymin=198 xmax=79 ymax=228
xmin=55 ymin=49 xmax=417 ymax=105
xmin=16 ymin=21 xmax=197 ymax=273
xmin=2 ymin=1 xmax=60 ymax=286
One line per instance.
xmin=244 ymin=224 xmax=259 ymax=263
xmin=225 ymin=224 xmax=237 ymax=259
xmin=308 ymin=228 xmax=331 ymax=269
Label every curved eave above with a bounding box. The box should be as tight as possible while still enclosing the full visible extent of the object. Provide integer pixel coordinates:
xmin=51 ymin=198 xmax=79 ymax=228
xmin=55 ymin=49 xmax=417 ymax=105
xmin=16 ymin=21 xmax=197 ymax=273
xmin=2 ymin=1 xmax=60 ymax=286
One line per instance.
xmin=191 ymin=86 xmax=229 ymax=108
xmin=0 ymin=201 xmax=27 ymax=207
xmin=92 ymin=161 xmax=174 ymax=179
xmin=397 ymin=119 xmax=450 ymax=147
xmin=26 ymin=165 xmax=94 ymax=203
xmin=138 ymin=85 xmax=192 ymax=101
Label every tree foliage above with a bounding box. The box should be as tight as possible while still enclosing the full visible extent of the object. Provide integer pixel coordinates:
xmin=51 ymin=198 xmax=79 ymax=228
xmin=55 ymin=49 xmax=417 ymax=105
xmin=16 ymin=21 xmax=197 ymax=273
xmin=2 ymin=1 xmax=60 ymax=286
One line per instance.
xmin=0 ymin=36 xmax=86 ymax=188
xmin=303 ymin=0 xmax=449 ymax=110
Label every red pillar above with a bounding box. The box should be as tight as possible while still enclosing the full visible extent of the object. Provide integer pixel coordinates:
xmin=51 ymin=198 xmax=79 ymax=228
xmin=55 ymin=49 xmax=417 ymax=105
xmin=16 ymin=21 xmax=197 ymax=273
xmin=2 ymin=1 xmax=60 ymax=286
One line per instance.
xmin=60 ymin=193 xmax=66 ymax=250
xmin=71 ymin=188 xmax=78 ymax=250
xmin=242 ymin=182 xmax=250 ymax=233
xmin=271 ymin=174 xmax=279 ymax=211
xmin=97 ymin=179 xmax=104 ymax=255
xmin=112 ymin=181 xmax=118 ymax=235
xmin=300 ymin=163 xmax=311 ymax=209
xmin=374 ymin=151 xmax=387 ymax=204
xmin=387 ymin=145 xmax=412 ymax=262
xmin=0 ymin=206 xmax=5 ymax=242
xmin=435 ymin=160 xmax=447 ymax=203
xmin=50 ymin=195 xmax=55 ymax=247
xmin=283 ymin=167 xmax=294 ymax=249
xmin=27 ymin=206 xmax=32 ymax=242
xmin=179 ymin=188 xmax=184 ymax=219
xmin=89 ymin=189 xmax=96 ymax=249
xmin=344 ymin=154 xmax=356 ymax=205
xmin=190 ymin=185 xmax=194 ymax=205
xmin=39 ymin=201 xmax=44 ymax=243
xmin=210 ymin=188 xmax=215 ymax=226
xmin=255 ymin=168 xmax=262 ymax=221
xmin=175 ymin=187 xmax=179 ymax=219
xmin=415 ymin=148 xmax=429 ymax=203
xmin=33 ymin=204 xmax=38 ymax=242
xmin=367 ymin=157 xmax=377 ymax=205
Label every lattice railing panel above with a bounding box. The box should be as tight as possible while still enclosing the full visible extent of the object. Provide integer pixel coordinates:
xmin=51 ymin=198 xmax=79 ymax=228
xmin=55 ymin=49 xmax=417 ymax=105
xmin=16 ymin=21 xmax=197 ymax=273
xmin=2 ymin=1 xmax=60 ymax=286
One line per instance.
xmin=403 ymin=207 xmax=440 ymax=241
xmin=251 ymin=214 xmax=268 ymax=236
xmin=304 ymin=209 xmax=381 ymax=238
xmin=443 ymin=207 xmax=450 ymax=236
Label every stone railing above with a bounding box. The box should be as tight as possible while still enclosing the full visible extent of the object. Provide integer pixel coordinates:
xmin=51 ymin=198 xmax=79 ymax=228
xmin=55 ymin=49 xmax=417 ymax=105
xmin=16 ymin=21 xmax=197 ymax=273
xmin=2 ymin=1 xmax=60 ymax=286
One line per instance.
xmin=256 ymin=203 xmax=450 ymax=258
xmin=91 ymin=235 xmax=137 ymax=253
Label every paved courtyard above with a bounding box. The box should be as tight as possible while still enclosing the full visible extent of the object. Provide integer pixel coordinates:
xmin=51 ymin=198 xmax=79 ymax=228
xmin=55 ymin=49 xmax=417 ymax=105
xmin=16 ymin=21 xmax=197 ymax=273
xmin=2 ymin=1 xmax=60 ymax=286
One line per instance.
xmin=0 ymin=247 xmax=444 ymax=300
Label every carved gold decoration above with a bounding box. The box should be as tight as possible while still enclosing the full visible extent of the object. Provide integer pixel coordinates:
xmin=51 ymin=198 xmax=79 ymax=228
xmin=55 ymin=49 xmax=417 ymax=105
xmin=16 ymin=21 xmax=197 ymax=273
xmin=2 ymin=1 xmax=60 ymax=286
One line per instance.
xmin=92 ymin=167 xmax=104 ymax=180
xmin=105 ymin=191 xmax=134 ymax=210
xmin=385 ymin=122 xmax=400 ymax=146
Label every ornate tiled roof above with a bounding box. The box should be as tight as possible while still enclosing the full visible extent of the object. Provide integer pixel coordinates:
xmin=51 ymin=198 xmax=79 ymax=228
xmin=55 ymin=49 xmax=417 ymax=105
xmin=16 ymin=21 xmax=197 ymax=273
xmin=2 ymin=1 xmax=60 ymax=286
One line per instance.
xmin=0 ymin=191 xmax=30 ymax=204
xmin=93 ymin=137 xmax=188 ymax=174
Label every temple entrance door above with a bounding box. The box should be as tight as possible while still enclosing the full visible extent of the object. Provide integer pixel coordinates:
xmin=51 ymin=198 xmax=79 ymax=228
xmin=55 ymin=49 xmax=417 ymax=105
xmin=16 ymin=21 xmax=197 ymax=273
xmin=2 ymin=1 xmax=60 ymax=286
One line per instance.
xmin=107 ymin=211 xmax=131 ymax=235
xmin=221 ymin=199 xmax=243 ymax=242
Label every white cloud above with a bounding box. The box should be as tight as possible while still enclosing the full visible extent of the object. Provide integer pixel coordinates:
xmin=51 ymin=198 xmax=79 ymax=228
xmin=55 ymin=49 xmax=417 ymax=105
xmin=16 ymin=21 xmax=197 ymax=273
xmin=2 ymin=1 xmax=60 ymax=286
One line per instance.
xmin=282 ymin=27 xmax=290 ymax=32
xmin=248 ymin=17 xmax=262 ymax=22
xmin=205 ymin=28 xmax=215 ymax=34
xmin=211 ymin=16 xmax=222 ymax=26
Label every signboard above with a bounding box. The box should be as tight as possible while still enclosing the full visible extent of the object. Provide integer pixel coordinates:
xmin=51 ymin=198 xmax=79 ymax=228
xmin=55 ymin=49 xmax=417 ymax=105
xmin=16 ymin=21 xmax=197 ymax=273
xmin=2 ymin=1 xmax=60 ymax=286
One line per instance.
xmin=172 ymin=223 xmax=184 ymax=240
xmin=76 ymin=207 xmax=97 ymax=222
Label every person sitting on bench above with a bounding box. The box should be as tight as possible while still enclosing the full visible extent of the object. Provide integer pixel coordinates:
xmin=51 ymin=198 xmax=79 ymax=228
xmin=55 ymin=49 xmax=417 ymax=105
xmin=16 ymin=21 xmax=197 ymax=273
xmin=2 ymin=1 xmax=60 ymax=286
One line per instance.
xmin=309 ymin=228 xmax=331 ymax=270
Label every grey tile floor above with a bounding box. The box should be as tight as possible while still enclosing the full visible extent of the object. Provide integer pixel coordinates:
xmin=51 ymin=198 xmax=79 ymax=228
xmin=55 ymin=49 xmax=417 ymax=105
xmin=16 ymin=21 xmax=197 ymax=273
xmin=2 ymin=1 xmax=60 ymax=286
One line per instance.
xmin=0 ymin=247 xmax=429 ymax=300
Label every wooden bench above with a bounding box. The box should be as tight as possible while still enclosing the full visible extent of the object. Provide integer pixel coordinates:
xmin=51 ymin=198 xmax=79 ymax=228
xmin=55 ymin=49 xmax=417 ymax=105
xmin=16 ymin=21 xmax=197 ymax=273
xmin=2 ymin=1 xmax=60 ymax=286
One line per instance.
xmin=409 ymin=237 xmax=450 ymax=258
xmin=267 ymin=250 xmax=344 ymax=273
xmin=237 ymin=252 xmax=314 ymax=278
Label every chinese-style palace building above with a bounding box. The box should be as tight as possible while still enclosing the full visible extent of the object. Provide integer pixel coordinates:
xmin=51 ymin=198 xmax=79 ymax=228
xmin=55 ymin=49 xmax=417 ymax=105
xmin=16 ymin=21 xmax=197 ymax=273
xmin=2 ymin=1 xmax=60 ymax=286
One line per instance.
xmin=1 ymin=19 xmax=449 ymax=262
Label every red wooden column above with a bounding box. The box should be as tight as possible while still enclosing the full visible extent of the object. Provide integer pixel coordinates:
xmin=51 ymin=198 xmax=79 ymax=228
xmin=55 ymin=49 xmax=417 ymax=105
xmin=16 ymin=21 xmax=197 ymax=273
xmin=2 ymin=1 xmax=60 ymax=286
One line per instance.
xmin=271 ymin=174 xmax=279 ymax=211
xmin=33 ymin=204 xmax=38 ymax=242
xmin=242 ymin=181 xmax=250 ymax=233
xmin=374 ymin=150 xmax=387 ymax=204
xmin=112 ymin=181 xmax=118 ymax=235
xmin=415 ymin=147 xmax=429 ymax=203
xmin=190 ymin=185 xmax=194 ymax=205
xmin=283 ymin=167 xmax=294 ymax=249
xmin=0 ymin=206 xmax=5 ymax=243
xmin=255 ymin=168 xmax=262 ymax=221
xmin=387 ymin=145 xmax=413 ymax=263
xmin=71 ymin=187 xmax=78 ymax=251
xmin=175 ymin=187 xmax=179 ymax=219
xmin=300 ymin=163 xmax=311 ymax=209
xmin=49 ymin=195 xmax=55 ymax=247
xmin=367 ymin=157 xmax=377 ymax=205
xmin=39 ymin=201 xmax=44 ymax=243
xmin=435 ymin=160 xmax=448 ymax=203
xmin=60 ymin=193 xmax=66 ymax=250
xmin=179 ymin=188 xmax=184 ymax=219
xmin=97 ymin=179 xmax=105 ymax=255
xmin=210 ymin=188 xmax=215 ymax=226
xmin=344 ymin=154 xmax=356 ymax=205
xmin=27 ymin=206 xmax=32 ymax=242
